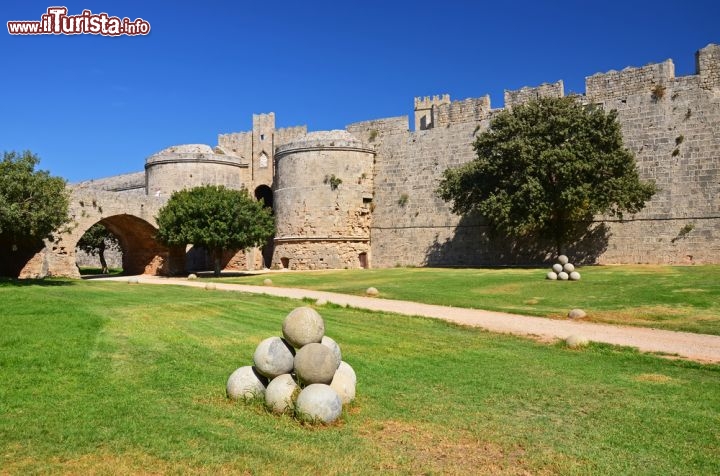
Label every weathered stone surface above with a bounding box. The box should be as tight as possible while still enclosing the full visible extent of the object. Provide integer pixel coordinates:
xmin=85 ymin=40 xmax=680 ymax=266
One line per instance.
xmin=253 ymin=337 xmax=295 ymax=379
xmin=566 ymin=335 xmax=589 ymax=348
xmin=263 ymin=278 xmax=273 ymax=286
xmin=188 ymin=273 xmax=197 ymax=280
xmin=558 ymin=272 xmax=569 ymax=281
xmin=569 ymin=271 xmax=581 ymax=281
xmin=552 ymin=264 xmax=563 ymax=274
xmin=331 ymin=361 xmax=357 ymax=405
xmin=316 ymin=298 xmax=328 ymax=306
xmin=321 ymin=336 xmax=342 ymax=365
xmin=127 ymin=277 xmax=139 ymax=284
xmin=295 ymin=384 xmax=343 ymax=424
xmin=568 ymin=308 xmax=587 ymax=319
xmin=546 ymin=271 xmax=558 ymax=280
xmin=563 ymin=263 xmax=575 ymax=273
xmin=282 ymin=307 xmax=325 ymax=348
xmin=294 ymin=342 xmax=339 ymax=385
xmin=205 ymin=283 xmax=217 ymax=290
xmin=366 ymin=287 xmax=379 ymax=296
xmin=265 ymin=374 xmax=299 ymax=414
xmin=558 ymin=255 xmax=569 ymax=265
xmin=226 ymin=366 xmax=268 ymax=400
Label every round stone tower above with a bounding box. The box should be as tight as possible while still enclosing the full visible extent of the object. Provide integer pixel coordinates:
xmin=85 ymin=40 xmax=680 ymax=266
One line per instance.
xmin=145 ymin=144 xmax=248 ymax=196
xmin=273 ymin=130 xmax=375 ymax=270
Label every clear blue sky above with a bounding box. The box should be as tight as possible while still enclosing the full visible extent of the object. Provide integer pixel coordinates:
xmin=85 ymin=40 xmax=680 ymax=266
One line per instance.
xmin=2 ymin=1 xmax=718 ymax=183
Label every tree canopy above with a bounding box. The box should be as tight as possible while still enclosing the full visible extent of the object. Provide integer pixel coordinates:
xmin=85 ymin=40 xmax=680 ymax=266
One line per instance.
xmin=0 ymin=151 xmax=70 ymax=276
xmin=77 ymin=223 xmax=119 ymax=274
xmin=437 ymin=97 xmax=657 ymax=255
xmin=156 ymin=185 xmax=275 ymax=276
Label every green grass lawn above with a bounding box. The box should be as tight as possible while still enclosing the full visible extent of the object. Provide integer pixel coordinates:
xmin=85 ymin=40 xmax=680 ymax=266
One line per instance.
xmin=214 ymin=265 xmax=720 ymax=335
xmin=1 ymin=279 xmax=719 ymax=474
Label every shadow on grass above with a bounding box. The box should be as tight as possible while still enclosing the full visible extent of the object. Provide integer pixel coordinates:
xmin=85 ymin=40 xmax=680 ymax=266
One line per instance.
xmin=0 ymin=277 xmax=76 ymax=287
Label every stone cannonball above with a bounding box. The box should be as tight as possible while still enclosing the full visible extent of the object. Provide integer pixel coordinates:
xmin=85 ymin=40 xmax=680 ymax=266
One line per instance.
xmin=563 ymin=263 xmax=575 ymax=273
xmin=263 ymin=278 xmax=273 ymax=286
xmin=552 ymin=263 xmax=563 ymax=274
xmin=226 ymin=366 xmax=268 ymax=401
xmin=558 ymin=255 xmax=569 ymax=265
xmin=569 ymin=271 xmax=581 ymax=281
xmin=366 ymin=287 xmax=379 ymax=297
xmin=331 ymin=362 xmax=357 ymax=404
xmin=188 ymin=273 xmax=197 ymax=280
xmin=566 ymin=335 xmax=589 ymax=348
xmin=294 ymin=342 xmax=340 ymax=385
xmin=205 ymin=283 xmax=217 ymax=290
xmin=558 ymin=272 xmax=569 ymax=281
xmin=295 ymin=384 xmax=343 ymax=424
xmin=282 ymin=307 xmax=325 ymax=348
xmin=253 ymin=337 xmax=295 ymax=379
xmin=568 ymin=308 xmax=587 ymax=319
xmin=127 ymin=277 xmax=139 ymax=284
xmin=321 ymin=336 xmax=342 ymax=365
xmin=265 ymin=374 xmax=299 ymax=414
xmin=546 ymin=271 xmax=558 ymax=280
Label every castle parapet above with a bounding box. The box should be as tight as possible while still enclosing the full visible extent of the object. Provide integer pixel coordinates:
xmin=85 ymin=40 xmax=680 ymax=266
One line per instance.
xmin=504 ymin=81 xmax=564 ymax=108
xmin=697 ymin=43 xmax=720 ymax=89
xmin=435 ymin=96 xmax=491 ymax=127
xmin=585 ymin=60 xmax=675 ymax=102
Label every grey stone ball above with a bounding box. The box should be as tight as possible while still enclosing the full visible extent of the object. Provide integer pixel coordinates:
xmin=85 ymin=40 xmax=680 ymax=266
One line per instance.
xmin=566 ymin=335 xmax=589 ymax=348
xmin=563 ymin=263 xmax=575 ymax=273
xmin=127 ymin=277 xmax=139 ymax=284
xmin=552 ymin=263 xmax=563 ymax=274
xmin=558 ymin=271 xmax=569 ymax=281
xmin=265 ymin=374 xmax=299 ymax=414
xmin=188 ymin=273 xmax=197 ymax=280
xmin=321 ymin=336 xmax=342 ymax=365
xmin=569 ymin=271 xmax=581 ymax=281
xmin=558 ymin=255 xmax=569 ymax=265
xmin=568 ymin=308 xmax=587 ymax=319
xmin=366 ymin=287 xmax=379 ymax=297
xmin=295 ymin=384 xmax=343 ymax=424
xmin=205 ymin=283 xmax=217 ymax=290
xmin=331 ymin=362 xmax=357 ymax=405
xmin=253 ymin=337 xmax=295 ymax=379
xmin=226 ymin=366 xmax=268 ymax=401
xmin=263 ymin=278 xmax=273 ymax=286
xmin=546 ymin=271 xmax=558 ymax=280
xmin=282 ymin=307 xmax=325 ymax=348
xmin=294 ymin=342 xmax=340 ymax=385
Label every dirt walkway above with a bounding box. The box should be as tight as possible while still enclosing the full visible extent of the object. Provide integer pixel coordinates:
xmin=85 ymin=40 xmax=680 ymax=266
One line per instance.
xmin=99 ymin=276 xmax=720 ymax=364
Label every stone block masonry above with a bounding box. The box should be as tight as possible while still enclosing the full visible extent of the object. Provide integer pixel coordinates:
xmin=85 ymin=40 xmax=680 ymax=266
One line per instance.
xmin=25 ymin=44 xmax=720 ymax=278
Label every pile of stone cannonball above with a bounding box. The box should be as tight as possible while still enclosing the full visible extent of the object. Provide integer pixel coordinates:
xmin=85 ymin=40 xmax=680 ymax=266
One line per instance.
xmin=225 ymin=306 xmax=356 ymax=425
xmin=546 ymin=255 xmax=581 ymax=281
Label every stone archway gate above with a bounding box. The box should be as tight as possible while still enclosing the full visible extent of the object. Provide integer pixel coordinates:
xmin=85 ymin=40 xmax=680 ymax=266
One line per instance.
xmin=20 ymin=187 xmax=184 ymax=278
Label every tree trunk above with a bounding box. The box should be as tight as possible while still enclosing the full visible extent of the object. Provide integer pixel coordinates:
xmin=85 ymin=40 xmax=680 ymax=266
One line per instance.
xmin=213 ymin=249 xmax=222 ymax=277
xmin=99 ymin=251 xmax=109 ymax=274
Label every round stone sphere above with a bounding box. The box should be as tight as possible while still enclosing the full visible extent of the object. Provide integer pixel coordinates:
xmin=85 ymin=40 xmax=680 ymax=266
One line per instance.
xmin=321 ymin=336 xmax=342 ymax=365
xmin=566 ymin=335 xmax=589 ymax=348
xmin=295 ymin=384 xmax=342 ymax=424
xmin=546 ymin=271 xmax=558 ymax=280
xmin=558 ymin=272 xmax=569 ymax=281
xmin=205 ymin=283 xmax=217 ymax=290
xmin=558 ymin=255 xmax=569 ymax=265
xmin=188 ymin=273 xmax=197 ymax=280
xmin=265 ymin=374 xmax=299 ymax=414
xmin=282 ymin=307 xmax=325 ymax=348
xmin=253 ymin=337 xmax=295 ymax=379
xmin=366 ymin=287 xmax=379 ymax=297
xmin=331 ymin=362 xmax=357 ymax=405
xmin=563 ymin=263 xmax=575 ymax=273
xmin=569 ymin=271 xmax=581 ymax=281
xmin=552 ymin=263 xmax=563 ymax=274
xmin=127 ymin=277 xmax=139 ymax=285
xmin=226 ymin=366 xmax=268 ymax=401
xmin=263 ymin=278 xmax=273 ymax=286
xmin=568 ymin=308 xmax=587 ymax=319
xmin=294 ymin=343 xmax=340 ymax=385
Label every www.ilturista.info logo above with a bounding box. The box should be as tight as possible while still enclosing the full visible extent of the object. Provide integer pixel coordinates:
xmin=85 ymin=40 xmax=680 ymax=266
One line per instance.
xmin=7 ymin=7 xmax=150 ymax=36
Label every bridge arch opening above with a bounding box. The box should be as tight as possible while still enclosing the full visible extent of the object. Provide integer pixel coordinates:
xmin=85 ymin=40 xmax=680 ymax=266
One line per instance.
xmin=254 ymin=184 xmax=274 ymax=268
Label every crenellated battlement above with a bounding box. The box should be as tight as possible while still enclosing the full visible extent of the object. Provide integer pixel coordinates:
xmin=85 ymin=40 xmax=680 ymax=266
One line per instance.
xmin=504 ymin=81 xmax=564 ymax=108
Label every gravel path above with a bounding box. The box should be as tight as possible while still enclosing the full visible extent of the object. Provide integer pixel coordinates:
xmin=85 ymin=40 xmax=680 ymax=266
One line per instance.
xmin=100 ymin=276 xmax=720 ymax=364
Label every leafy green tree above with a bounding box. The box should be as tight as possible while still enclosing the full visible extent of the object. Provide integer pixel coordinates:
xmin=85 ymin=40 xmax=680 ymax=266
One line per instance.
xmin=437 ymin=97 xmax=657 ymax=255
xmin=0 ymin=151 xmax=70 ymax=277
xmin=156 ymin=185 xmax=275 ymax=276
xmin=76 ymin=223 xmax=119 ymax=274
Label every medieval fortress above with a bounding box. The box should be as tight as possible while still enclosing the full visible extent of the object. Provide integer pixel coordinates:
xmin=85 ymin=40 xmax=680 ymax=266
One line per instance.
xmin=23 ymin=44 xmax=720 ymax=277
